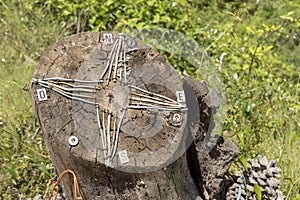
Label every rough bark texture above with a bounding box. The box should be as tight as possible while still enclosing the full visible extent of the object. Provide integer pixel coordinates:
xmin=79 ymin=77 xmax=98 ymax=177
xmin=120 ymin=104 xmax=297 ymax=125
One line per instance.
xmin=29 ymin=32 xmax=239 ymax=200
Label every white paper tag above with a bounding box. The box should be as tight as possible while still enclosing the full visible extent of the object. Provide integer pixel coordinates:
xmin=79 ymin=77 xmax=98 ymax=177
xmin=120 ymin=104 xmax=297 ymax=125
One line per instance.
xmin=118 ymin=150 xmax=129 ymax=164
xmin=37 ymin=88 xmax=48 ymax=101
xmin=103 ymin=33 xmax=113 ymax=44
xmin=176 ymin=91 xmax=186 ymax=102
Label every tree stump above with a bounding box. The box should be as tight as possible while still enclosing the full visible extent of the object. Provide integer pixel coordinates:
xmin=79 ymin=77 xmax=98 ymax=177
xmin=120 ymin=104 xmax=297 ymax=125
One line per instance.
xmin=29 ymin=32 xmax=239 ymax=200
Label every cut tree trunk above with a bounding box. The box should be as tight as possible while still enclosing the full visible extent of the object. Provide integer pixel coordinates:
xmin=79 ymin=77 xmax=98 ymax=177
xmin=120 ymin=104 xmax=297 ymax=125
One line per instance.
xmin=29 ymin=32 xmax=239 ymax=200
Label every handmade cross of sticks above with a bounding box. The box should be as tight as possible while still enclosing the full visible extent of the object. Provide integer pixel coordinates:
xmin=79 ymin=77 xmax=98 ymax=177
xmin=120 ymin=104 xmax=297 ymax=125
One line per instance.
xmin=31 ymin=33 xmax=189 ymax=169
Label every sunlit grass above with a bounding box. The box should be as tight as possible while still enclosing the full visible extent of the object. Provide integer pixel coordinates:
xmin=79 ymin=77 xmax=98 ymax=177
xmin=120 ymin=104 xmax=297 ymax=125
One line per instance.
xmin=0 ymin=1 xmax=60 ymax=198
xmin=224 ymin=75 xmax=299 ymax=199
xmin=0 ymin=61 xmax=53 ymax=199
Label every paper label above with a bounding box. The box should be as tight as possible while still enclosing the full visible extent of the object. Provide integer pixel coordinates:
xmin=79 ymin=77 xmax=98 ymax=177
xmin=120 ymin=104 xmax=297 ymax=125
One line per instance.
xmin=103 ymin=33 xmax=113 ymax=44
xmin=176 ymin=91 xmax=186 ymax=102
xmin=37 ymin=88 xmax=47 ymax=101
xmin=118 ymin=150 xmax=129 ymax=164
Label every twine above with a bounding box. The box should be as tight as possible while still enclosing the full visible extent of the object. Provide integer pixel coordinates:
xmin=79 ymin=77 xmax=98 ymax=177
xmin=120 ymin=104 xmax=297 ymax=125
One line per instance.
xmin=43 ymin=169 xmax=83 ymax=200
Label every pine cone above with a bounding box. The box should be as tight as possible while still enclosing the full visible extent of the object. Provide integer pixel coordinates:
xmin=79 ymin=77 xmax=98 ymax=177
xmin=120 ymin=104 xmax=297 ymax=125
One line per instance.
xmin=226 ymin=155 xmax=286 ymax=200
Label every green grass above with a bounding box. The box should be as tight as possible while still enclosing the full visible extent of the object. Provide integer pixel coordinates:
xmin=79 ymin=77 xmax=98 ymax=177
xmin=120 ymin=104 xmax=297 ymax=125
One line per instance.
xmin=0 ymin=54 xmax=53 ymax=199
xmin=0 ymin=42 xmax=56 ymax=198
xmin=0 ymin=1 xmax=60 ymax=198
xmin=0 ymin=0 xmax=299 ymax=199
xmin=223 ymin=74 xmax=300 ymax=199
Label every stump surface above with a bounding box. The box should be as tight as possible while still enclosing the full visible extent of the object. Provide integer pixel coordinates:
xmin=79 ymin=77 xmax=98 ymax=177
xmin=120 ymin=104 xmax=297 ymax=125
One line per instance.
xmin=30 ymin=32 xmax=239 ymax=200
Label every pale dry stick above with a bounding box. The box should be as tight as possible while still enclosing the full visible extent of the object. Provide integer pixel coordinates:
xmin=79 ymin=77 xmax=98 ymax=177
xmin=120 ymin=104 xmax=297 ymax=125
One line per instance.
xmin=100 ymin=37 xmax=119 ymax=79
xmin=38 ymin=83 xmax=96 ymax=105
xmin=107 ymin=41 xmax=118 ymax=83
xmin=130 ymin=101 xmax=184 ymax=110
xmin=51 ymin=80 xmax=97 ymax=89
xmin=117 ymin=65 xmax=123 ymax=81
xmin=37 ymin=79 xmax=95 ymax=93
xmin=110 ymin=108 xmax=127 ymax=164
xmin=103 ymin=111 xmax=109 ymax=166
xmin=117 ymin=37 xmax=125 ymax=81
xmin=113 ymin=37 xmax=122 ymax=80
xmin=127 ymin=105 xmax=188 ymax=111
xmin=106 ymin=111 xmax=112 ymax=165
xmin=130 ymin=96 xmax=185 ymax=108
xmin=76 ymin=10 xmax=82 ymax=34
xmin=218 ymin=52 xmax=227 ymax=72
xmin=112 ymin=117 xmax=117 ymax=152
xmin=107 ymin=117 xmax=117 ymax=166
xmin=129 ymin=102 xmax=184 ymax=109
xmin=102 ymin=111 xmax=107 ymax=153
xmin=31 ymin=127 xmax=40 ymax=140
xmin=132 ymin=92 xmax=177 ymax=104
xmin=43 ymin=77 xmax=103 ymax=84
xmin=52 ymin=87 xmax=95 ymax=99
xmin=37 ymin=81 xmax=95 ymax=99
xmin=122 ymin=36 xmax=127 ymax=83
xmin=96 ymin=105 xmax=107 ymax=163
xmin=129 ymin=85 xmax=179 ymax=104
xmin=118 ymin=37 xmax=124 ymax=63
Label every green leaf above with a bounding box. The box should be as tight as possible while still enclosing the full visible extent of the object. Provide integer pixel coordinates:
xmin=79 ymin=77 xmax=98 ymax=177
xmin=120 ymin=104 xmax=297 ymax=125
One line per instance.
xmin=280 ymin=11 xmax=295 ymax=21
xmin=263 ymin=45 xmax=273 ymax=53
xmin=239 ymin=155 xmax=248 ymax=172
xmin=254 ymin=183 xmax=262 ymax=200
xmin=236 ymin=130 xmax=244 ymax=148
xmin=290 ymin=131 xmax=297 ymax=146
xmin=245 ymin=26 xmax=254 ymax=35
xmin=7 ymin=167 xmax=17 ymax=179
xmin=287 ymin=11 xmax=295 ymax=16
xmin=223 ymin=9 xmax=235 ymax=16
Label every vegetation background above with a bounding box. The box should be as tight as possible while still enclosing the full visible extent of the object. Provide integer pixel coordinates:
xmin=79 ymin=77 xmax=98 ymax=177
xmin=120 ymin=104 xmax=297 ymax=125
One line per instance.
xmin=0 ymin=0 xmax=299 ymax=199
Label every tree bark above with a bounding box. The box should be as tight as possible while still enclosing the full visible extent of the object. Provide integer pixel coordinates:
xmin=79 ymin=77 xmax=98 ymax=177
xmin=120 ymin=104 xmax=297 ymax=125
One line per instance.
xmin=29 ymin=32 xmax=239 ymax=200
